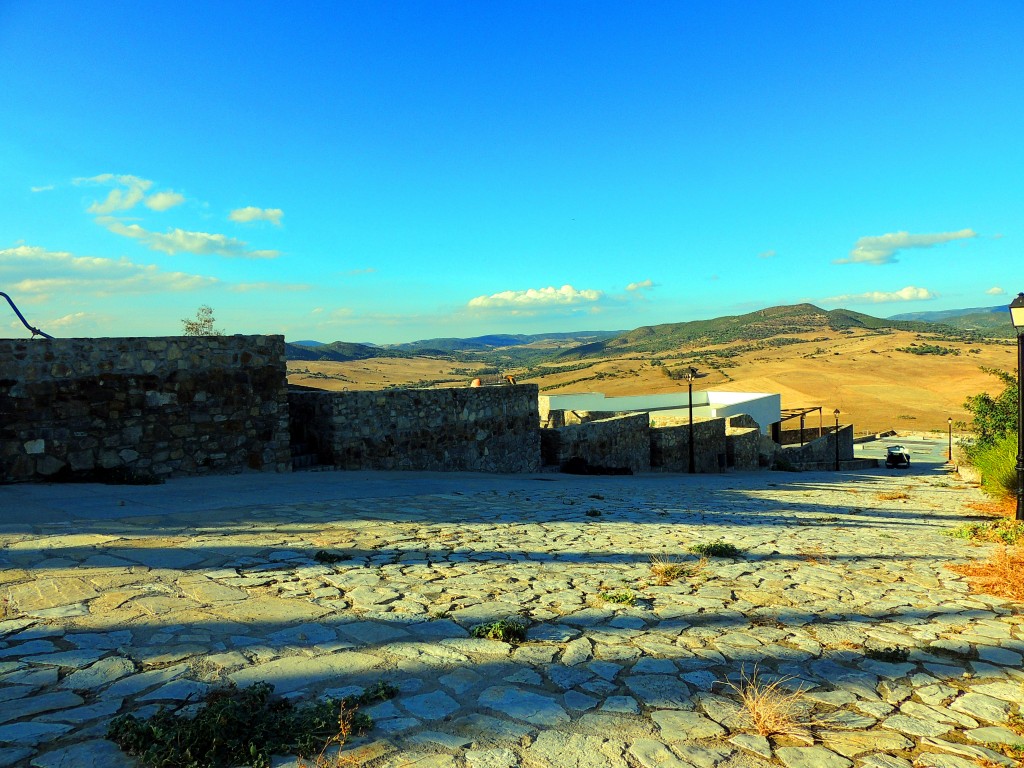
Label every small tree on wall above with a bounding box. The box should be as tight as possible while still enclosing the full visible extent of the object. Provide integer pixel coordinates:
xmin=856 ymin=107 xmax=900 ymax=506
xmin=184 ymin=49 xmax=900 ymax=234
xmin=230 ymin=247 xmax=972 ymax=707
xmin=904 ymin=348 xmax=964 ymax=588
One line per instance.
xmin=181 ymin=305 xmax=224 ymax=336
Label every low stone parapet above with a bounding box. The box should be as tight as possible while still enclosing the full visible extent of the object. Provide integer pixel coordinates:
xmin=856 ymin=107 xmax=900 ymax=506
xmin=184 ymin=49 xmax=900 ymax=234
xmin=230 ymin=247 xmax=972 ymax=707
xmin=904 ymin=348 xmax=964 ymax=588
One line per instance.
xmin=547 ymin=412 xmax=650 ymax=474
xmin=650 ymin=415 xmax=728 ymax=473
xmin=288 ymin=385 xmax=541 ymax=473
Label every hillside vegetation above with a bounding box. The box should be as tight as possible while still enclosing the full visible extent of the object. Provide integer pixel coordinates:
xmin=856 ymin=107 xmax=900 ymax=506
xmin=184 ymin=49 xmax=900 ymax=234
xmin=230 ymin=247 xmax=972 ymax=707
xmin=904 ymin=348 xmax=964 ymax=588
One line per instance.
xmin=286 ymin=303 xmax=1017 ymax=434
xmin=556 ymin=304 xmax=957 ymax=359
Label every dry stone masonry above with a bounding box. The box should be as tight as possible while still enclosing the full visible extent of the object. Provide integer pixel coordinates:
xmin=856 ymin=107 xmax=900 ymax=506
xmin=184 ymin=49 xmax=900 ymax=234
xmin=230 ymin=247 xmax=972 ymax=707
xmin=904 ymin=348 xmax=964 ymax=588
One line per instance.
xmin=0 ymin=335 xmax=291 ymax=483
xmin=288 ymin=385 xmax=541 ymax=473
xmin=2 ymin=333 xmax=791 ymax=483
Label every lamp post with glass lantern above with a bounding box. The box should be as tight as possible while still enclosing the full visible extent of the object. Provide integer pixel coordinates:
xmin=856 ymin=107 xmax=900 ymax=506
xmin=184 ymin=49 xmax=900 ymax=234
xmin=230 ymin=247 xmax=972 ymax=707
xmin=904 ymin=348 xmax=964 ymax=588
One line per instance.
xmin=685 ymin=367 xmax=698 ymax=474
xmin=1009 ymin=292 xmax=1024 ymax=522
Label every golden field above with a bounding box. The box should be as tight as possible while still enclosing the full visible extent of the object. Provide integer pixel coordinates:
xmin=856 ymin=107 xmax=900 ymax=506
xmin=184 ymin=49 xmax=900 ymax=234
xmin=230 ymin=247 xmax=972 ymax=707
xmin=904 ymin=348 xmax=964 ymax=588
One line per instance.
xmin=287 ymin=329 xmax=1017 ymax=436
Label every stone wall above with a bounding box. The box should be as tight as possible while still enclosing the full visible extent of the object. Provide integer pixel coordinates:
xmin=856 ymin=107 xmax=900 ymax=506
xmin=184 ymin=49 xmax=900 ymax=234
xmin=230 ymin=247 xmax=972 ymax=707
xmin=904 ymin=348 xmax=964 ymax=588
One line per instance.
xmin=288 ymin=385 xmax=541 ymax=473
xmin=649 ymin=415 xmax=728 ymax=473
xmin=779 ymin=426 xmax=832 ymax=445
xmin=544 ymin=413 xmax=651 ymax=473
xmin=0 ymin=335 xmax=291 ymax=483
xmin=780 ymin=424 xmax=854 ymax=468
xmin=726 ymin=428 xmax=761 ymax=470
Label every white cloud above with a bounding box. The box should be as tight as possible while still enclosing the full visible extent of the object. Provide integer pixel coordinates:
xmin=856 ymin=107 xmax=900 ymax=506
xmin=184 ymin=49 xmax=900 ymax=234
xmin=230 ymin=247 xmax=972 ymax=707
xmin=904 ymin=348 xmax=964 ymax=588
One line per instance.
xmin=986 ymin=286 xmax=1006 ymax=296
xmin=145 ymin=190 xmax=186 ymax=211
xmin=75 ymin=174 xmax=154 ymax=214
xmin=835 ymin=229 xmax=977 ymax=265
xmin=47 ymin=312 xmax=89 ymax=329
xmin=97 ymin=217 xmax=279 ymax=258
xmin=30 ymin=184 xmax=55 ymax=193
xmin=468 ymin=284 xmax=604 ymax=310
xmin=0 ymin=244 xmax=220 ymax=296
xmin=626 ymin=279 xmax=655 ymax=292
xmin=230 ymin=282 xmax=310 ymax=292
xmin=822 ymin=285 xmax=936 ymax=304
xmin=229 ymin=206 xmax=283 ymax=225
xmin=758 ymin=249 xmax=777 ymax=259
xmin=346 ymin=267 xmax=376 ymax=276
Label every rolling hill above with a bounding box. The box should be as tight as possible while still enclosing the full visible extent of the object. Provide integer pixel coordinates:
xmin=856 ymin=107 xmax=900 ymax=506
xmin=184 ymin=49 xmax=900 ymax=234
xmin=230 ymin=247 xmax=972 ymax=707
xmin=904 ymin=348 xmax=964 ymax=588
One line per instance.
xmin=554 ymin=304 xmax=946 ymax=359
xmin=890 ymin=305 xmax=1014 ymax=338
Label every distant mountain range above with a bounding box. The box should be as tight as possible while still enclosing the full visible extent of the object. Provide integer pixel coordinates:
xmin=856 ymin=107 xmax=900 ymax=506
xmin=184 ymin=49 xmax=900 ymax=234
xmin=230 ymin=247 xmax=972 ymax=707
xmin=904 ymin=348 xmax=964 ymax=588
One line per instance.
xmin=888 ymin=305 xmax=1013 ymax=336
xmin=285 ymin=330 xmax=621 ymax=363
xmin=286 ymin=302 xmax=1012 ymax=363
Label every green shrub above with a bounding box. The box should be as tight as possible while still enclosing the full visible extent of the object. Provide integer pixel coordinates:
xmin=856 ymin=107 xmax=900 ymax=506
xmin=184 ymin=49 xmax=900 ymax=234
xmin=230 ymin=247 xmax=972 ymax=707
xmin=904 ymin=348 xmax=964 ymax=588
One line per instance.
xmin=470 ymin=617 xmax=527 ymax=642
xmin=963 ymin=368 xmax=1018 ymax=449
xmin=313 ymin=550 xmax=348 ymax=564
xmin=598 ymin=590 xmax=636 ymax=605
xmin=945 ymin=519 xmax=1024 ymax=546
xmin=107 ymin=680 xmax=395 ymax=768
xmin=689 ymin=539 xmax=743 ymax=557
xmin=972 ymin=432 xmax=1019 ymax=501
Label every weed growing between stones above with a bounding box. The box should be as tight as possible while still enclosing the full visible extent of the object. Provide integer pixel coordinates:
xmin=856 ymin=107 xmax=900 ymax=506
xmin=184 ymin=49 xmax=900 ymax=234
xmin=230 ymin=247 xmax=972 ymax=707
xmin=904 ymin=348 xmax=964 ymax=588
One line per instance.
xmin=688 ymin=539 xmax=742 ymax=558
xmin=987 ymin=742 xmax=1024 ymax=761
xmin=598 ymin=589 xmax=636 ymax=605
xmin=725 ymin=667 xmax=811 ymax=742
xmin=313 ymin=550 xmax=350 ymax=564
xmin=948 ymin=547 xmax=1024 ymax=601
xmin=863 ymin=645 xmax=910 ymax=663
xmin=299 ymin=701 xmax=360 ymax=768
xmin=944 ymin=520 xmax=1024 ymax=546
xmin=649 ymin=555 xmax=707 ymax=586
xmin=797 ymin=546 xmax=831 ymax=566
xmin=107 ymin=681 xmax=396 ymax=768
xmin=470 ymin=617 xmax=527 ymax=642
xmin=1009 ymin=712 xmax=1024 ymax=734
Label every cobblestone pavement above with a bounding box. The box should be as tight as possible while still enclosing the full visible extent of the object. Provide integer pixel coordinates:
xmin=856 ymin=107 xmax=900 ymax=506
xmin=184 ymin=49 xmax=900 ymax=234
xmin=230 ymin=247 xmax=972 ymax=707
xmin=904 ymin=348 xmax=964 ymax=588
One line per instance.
xmin=1 ymin=460 xmax=1022 ymax=768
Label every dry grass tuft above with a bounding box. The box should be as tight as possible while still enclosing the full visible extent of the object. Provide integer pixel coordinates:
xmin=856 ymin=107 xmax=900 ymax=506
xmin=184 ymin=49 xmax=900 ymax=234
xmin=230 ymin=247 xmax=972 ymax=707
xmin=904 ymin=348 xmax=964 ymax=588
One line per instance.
xmin=877 ymin=491 xmax=911 ymax=501
xmin=798 ymin=546 xmax=831 ymax=566
xmin=948 ymin=547 xmax=1024 ymax=602
xmin=965 ymin=499 xmax=1016 ymax=518
xmin=726 ymin=667 xmax=812 ymax=742
xmin=300 ymin=702 xmax=360 ymax=768
xmin=650 ymin=555 xmax=707 ymax=586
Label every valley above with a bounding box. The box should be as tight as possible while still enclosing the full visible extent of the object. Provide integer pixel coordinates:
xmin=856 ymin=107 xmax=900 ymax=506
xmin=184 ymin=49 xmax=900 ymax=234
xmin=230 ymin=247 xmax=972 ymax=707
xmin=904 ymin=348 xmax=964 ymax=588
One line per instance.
xmin=288 ymin=324 xmax=1017 ymax=436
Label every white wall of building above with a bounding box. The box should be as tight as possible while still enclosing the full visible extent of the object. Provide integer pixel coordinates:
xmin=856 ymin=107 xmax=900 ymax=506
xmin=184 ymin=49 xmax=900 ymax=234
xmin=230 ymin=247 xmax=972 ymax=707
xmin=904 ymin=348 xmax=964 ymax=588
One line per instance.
xmin=539 ymin=391 xmax=781 ymax=435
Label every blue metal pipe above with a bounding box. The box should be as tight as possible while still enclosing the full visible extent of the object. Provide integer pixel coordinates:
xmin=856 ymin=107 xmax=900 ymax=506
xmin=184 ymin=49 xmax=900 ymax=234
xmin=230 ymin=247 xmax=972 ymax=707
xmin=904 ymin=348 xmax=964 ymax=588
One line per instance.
xmin=1 ymin=292 xmax=54 ymax=339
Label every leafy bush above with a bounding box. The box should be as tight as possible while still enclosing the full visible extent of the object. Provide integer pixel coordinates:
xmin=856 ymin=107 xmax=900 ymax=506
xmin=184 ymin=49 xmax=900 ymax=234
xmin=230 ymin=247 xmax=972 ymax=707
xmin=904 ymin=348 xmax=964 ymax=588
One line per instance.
xmin=964 ymin=368 xmax=1019 ymax=449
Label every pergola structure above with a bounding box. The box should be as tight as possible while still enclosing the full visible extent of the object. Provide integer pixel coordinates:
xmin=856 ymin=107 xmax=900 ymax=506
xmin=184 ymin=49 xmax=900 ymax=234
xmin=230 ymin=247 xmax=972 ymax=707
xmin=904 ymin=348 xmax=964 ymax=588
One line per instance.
xmin=776 ymin=406 xmax=825 ymax=446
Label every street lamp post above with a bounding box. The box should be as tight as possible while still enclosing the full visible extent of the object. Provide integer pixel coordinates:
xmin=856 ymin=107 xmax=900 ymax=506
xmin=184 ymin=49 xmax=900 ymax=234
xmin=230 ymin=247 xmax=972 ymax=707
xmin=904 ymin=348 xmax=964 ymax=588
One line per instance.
xmin=686 ymin=367 xmax=698 ymax=474
xmin=833 ymin=408 xmax=840 ymax=471
xmin=948 ymin=417 xmax=953 ymax=462
xmin=1009 ymin=292 xmax=1024 ymax=522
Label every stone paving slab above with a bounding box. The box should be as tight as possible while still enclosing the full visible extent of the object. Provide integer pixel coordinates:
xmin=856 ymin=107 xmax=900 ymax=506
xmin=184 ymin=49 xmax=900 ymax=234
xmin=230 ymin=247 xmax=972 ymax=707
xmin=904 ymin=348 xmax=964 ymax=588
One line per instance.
xmin=1 ymin=461 xmax=1023 ymax=767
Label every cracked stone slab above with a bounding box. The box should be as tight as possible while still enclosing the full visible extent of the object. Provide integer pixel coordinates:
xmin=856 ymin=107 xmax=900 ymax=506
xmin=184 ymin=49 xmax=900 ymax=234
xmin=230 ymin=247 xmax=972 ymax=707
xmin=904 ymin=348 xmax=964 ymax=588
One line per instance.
xmin=478 ymin=686 xmax=569 ymax=726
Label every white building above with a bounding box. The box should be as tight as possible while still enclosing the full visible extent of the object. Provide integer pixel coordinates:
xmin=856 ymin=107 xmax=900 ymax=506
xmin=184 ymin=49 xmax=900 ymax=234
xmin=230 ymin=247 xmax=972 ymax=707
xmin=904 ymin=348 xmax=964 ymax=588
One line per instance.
xmin=539 ymin=391 xmax=781 ymax=435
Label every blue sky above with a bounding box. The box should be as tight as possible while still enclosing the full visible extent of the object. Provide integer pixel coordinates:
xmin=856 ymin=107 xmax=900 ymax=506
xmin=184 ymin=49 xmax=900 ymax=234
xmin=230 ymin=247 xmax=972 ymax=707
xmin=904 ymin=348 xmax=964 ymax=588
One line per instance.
xmin=2 ymin=1 xmax=1021 ymax=343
